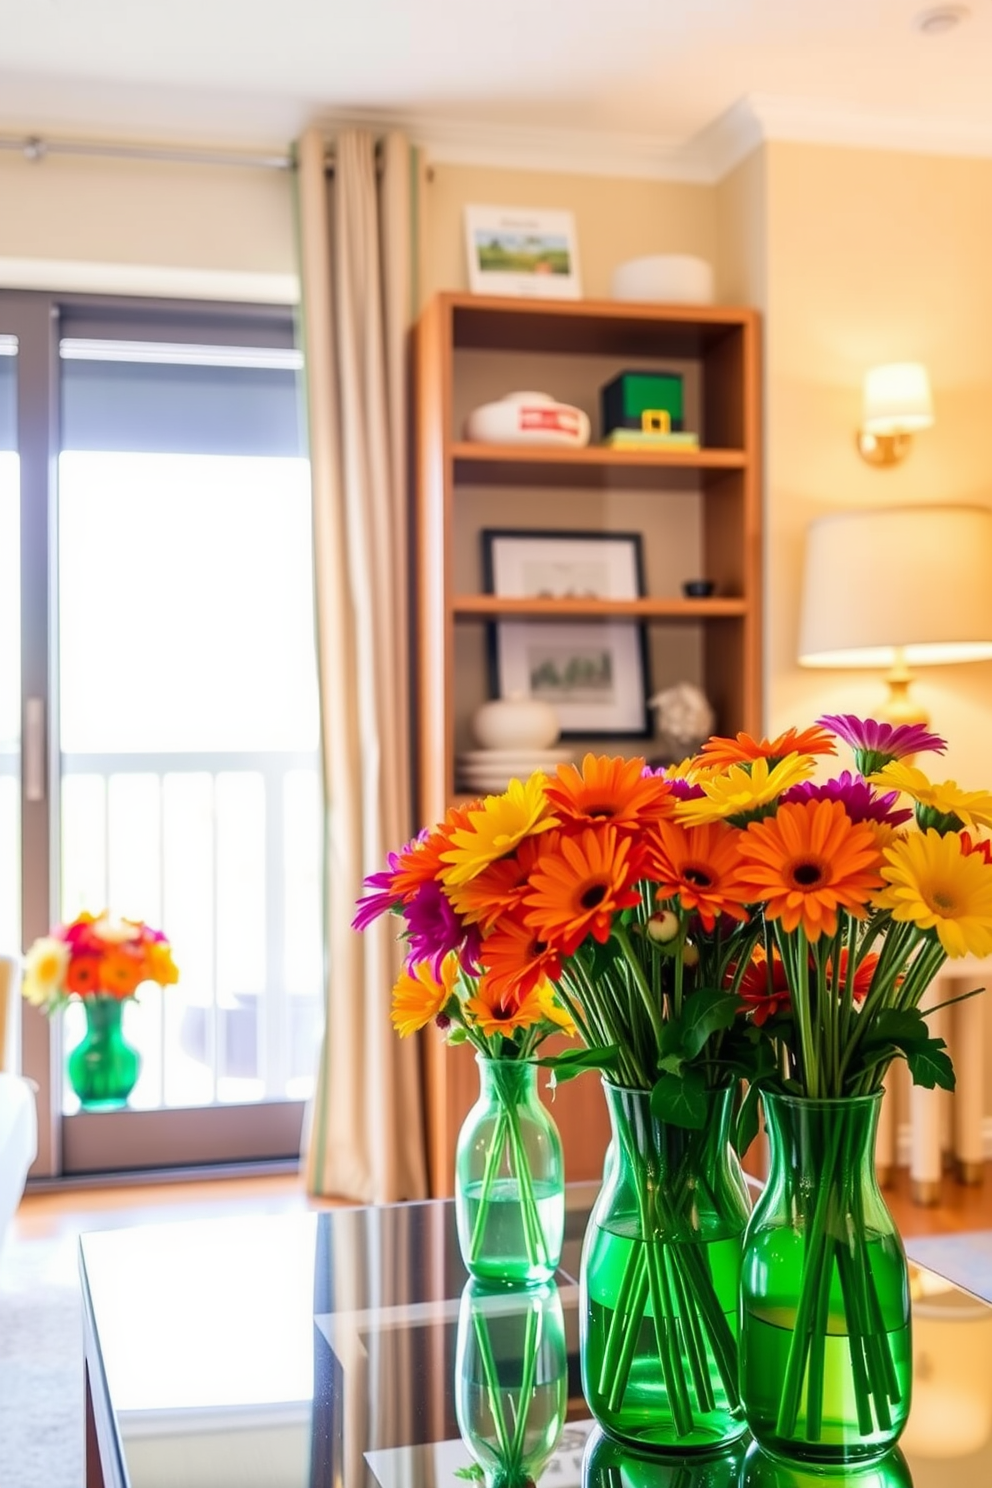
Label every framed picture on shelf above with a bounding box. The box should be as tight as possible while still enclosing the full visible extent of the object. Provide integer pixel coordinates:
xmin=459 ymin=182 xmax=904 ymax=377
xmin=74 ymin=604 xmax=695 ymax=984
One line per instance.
xmin=482 ymin=529 xmax=650 ymax=738
xmin=464 ymin=206 xmax=582 ymax=299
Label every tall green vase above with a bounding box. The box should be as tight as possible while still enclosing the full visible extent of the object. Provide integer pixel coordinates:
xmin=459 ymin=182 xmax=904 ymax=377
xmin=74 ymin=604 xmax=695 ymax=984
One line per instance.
xmin=740 ymin=1091 xmax=911 ymax=1466
xmin=454 ymin=1056 xmax=565 ymax=1285
xmin=579 ymin=1082 xmax=750 ymax=1452
xmin=67 ymin=995 xmax=141 ymax=1110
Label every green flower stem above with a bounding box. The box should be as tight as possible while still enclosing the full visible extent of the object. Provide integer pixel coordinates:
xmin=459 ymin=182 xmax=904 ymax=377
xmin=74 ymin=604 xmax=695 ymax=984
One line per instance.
xmin=593 ymin=1094 xmax=741 ymax=1437
xmin=469 ymin=1105 xmax=510 ymax=1263
xmin=505 ymin=1102 xmax=546 ymax=1269
xmin=774 ymin=1105 xmax=900 ymax=1442
xmin=508 ymin=1304 xmax=540 ymax=1469
xmin=472 ymin=1307 xmax=514 ymax=1463
xmin=614 ymin=925 xmax=666 ymax=1055
xmin=606 ymin=1255 xmax=649 ymax=1411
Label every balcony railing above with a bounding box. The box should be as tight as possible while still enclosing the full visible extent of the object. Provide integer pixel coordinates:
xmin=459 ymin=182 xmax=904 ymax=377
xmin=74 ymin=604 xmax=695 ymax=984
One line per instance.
xmin=58 ymin=749 xmax=323 ymax=1110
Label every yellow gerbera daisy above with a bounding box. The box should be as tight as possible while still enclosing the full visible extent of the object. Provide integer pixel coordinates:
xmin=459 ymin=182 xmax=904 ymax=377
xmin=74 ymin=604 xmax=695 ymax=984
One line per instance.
xmin=535 ymin=980 xmax=577 ymax=1038
xmin=439 ymin=776 xmax=558 ymax=888
xmin=869 ymin=762 xmax=992 ymax=834
xmin=877 ymin=829 xmax=992 ymax=958
xmin=21 ymin=936 xmax=70 ymax=1007
xmin=390 ymin=955 xmax=457 ymax=1037
xmin=674 ymin=753 xmax=817 ymax=827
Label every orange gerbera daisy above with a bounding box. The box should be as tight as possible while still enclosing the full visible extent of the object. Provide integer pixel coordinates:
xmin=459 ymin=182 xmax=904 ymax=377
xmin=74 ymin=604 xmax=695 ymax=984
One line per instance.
xmin=390 ymin=956 xmax=456 ymax=1037
xmin=390 ymin=802 xmax=480 ymax=900
xmin=737 ymin=798 xmax=885 ymax=942
xmin=66 ymin=954 xmax=102 ymax=996
xmin=730 ymin=945 xmax=791 ymax=1025
xmin=823 ymin=946 xmax=879 ymax=1004
xmin=641 ymin=818 xmax=752 ymax=931
xmin=543 ymin=753 xmax=673 ymax=832
xmin=447 ymin=835 xmax=544 ymax=931
xmin=101 ymin=947 xmax=145 ymax=999
xmin=523 ymin=824 xmax=644 ymax=955
xmin=478 ymin=912 xmax=563 ymax=998
xmin=463 ymin=976 xmax=551 ymax=1039
xmin=696 ymin=725 xmax=837 ymax=772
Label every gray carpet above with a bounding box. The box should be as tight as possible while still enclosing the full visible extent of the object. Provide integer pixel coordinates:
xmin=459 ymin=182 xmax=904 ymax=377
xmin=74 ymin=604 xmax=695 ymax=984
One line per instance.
xmin=0 ymin=1229 xmax=85 ymax=1487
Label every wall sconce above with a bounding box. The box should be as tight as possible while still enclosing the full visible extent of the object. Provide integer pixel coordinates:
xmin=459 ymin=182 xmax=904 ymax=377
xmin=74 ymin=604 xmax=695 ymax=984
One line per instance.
xmin=856 ymin=362 xmax=934 ymax=467
xmin=798 ymin=505 xmax=992 ymax=725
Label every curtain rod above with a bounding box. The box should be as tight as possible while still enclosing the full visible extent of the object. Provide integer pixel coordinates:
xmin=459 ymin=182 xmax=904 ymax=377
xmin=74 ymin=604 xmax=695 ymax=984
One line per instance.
xmin=0 ymin=133 xmax=298 ymax=171
xmin=0 ymin=132 xmax=383 ymax=174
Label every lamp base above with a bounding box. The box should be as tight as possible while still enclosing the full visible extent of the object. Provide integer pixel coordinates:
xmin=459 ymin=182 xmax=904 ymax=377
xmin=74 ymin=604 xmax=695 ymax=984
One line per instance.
xmin=878 ymin=662 xmax=929 ymax=728
xmin=856 ymin=429 xmax=913 ymax=467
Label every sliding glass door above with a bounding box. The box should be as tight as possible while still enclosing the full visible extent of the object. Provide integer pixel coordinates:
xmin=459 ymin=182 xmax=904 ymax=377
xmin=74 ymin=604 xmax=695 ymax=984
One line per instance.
xmin=3 ymin=292 xmax=323 ymax=1175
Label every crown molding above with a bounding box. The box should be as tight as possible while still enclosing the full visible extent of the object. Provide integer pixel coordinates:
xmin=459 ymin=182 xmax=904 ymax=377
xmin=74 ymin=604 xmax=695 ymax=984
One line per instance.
xmin=310 ymin=92 xmax=992 ymax=189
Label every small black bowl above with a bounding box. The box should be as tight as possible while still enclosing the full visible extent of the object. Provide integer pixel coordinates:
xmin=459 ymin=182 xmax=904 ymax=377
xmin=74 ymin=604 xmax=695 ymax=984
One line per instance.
xmin=682 ymin=579 xmax=716 ymax=599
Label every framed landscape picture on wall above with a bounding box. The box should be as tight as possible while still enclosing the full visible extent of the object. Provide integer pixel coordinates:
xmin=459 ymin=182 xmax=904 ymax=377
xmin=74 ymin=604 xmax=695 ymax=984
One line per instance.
xmin=464 ymin=207 xmax=582 ymax=299
xmin=482 ymin=529 xmax=650 ymax=737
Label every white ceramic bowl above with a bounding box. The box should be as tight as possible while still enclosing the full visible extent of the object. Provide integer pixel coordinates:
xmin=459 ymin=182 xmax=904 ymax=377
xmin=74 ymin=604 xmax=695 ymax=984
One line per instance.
xmin=610 ymin=255 xmax=715 ymax=305
xmin=471 ymin=696 xmax=561 ymax=751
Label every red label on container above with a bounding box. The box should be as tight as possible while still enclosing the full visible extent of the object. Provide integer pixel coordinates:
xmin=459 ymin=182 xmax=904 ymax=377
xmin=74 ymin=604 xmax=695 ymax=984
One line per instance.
xmin=518 ymin=406 xmax=581 ymax=435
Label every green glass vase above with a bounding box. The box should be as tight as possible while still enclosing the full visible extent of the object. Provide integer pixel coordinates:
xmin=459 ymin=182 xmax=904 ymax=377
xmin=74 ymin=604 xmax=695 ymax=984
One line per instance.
xmin=455 ymin=1279 xmax=568 ymax=1488
xmin=579 ymin=1082 xmax=750 ymax=1452
xmin=739 ymin=1439 xmax=913 ymax=1488
xmin=740 ymin=1091 xmax=912 ymax=1466
xmin=583 ymin=1424 xmax=747 ymax=1487
xmin=67 ymin=995 xmax=141 ymax=1109
xmin=455 ymin=1057 xmax=564 ymax=1285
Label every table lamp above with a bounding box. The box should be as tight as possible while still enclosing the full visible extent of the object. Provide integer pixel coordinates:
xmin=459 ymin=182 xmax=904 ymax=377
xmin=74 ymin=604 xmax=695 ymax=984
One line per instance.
xmin=798 ymin=505 xmax=992 ymax=725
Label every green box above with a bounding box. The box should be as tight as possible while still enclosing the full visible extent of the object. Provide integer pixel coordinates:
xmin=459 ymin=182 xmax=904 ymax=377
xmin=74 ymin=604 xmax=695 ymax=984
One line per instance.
xmin=601 ymin=370 xmax=684 ymax=435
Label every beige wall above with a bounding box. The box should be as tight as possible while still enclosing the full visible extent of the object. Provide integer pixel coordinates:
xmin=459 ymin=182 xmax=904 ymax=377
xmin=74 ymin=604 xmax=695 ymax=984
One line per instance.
xmin=420 ymin=161 xmax=717 ymax=301
xmin=762 ymin=140 xmax=992 ymax=791
xmin=0 ymin=149 xmax=298 ymax=299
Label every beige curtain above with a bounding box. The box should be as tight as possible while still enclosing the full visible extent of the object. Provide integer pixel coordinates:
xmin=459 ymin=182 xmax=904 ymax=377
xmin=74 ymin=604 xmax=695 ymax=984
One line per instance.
xmin=296 ymin=126 xmax=428 ymax=1202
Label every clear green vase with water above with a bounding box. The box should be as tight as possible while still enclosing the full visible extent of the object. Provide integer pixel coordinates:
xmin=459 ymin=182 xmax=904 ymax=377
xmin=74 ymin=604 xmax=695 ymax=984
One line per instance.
xmin=580 ymin=1082 xmax=750 ymax=1452
xmin=67 ymin=995 xmax=141 ymax=1110
xmin=455 ymin=1056 xmax=564 ymax=1285
xmin=740 ymin=1091 xmax=911 ymax=1466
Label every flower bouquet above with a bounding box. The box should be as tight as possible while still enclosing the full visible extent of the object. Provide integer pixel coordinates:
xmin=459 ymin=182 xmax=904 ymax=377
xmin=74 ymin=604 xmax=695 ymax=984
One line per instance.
xmin=723 ymin=715 xmax=992 ymax=1464
xmin=23 ymin=910 xmax=179 ymax=1107
xmin=354 ymin=793 xmax=580 ymax=1283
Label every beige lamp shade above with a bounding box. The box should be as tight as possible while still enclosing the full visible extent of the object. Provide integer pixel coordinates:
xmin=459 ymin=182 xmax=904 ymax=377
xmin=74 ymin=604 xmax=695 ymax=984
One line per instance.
xmin=799 ymin=505 xmax=992 ymax=668
xmin=862 ymin=362 xmax=934 ymax=435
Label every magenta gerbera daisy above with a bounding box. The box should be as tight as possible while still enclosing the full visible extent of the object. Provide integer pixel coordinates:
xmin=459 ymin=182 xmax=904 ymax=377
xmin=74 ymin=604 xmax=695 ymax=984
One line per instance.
xmin=781 ymin=770 xmax=912 ymax=828
xmin=352 ymin=851 xmax=406 ymax=930
xmin=403 ymin=880 xmax=479 ymax=979
xmin=818 ymin=715 xmax=946 ymax=776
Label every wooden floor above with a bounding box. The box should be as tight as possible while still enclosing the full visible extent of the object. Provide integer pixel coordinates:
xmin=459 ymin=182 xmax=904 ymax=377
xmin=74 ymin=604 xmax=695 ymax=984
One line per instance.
xmin=11 ymin=1161 xmax=992 ymax=1244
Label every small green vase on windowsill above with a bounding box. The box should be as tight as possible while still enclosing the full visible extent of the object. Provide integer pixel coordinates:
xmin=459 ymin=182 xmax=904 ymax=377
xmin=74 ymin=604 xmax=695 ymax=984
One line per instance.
xmin=67 ymin=995 xmax=141 ymax=1110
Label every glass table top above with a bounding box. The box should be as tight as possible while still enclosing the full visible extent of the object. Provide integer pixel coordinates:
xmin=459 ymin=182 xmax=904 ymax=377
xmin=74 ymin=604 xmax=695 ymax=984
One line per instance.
xmin=78 ymin=1187 xmax=992 ymax=1488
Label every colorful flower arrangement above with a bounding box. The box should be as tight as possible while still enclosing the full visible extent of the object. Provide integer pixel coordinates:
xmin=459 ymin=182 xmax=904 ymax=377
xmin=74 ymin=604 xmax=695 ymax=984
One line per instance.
xmin=22 ymin=910 xmax=179 ymax=1014
xmin=356 ymin=714 xmax=992 ymax=1441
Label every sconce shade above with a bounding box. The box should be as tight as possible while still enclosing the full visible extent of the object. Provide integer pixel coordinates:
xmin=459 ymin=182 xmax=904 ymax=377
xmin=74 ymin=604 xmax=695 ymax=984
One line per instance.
xmin=799 ymin=505 xmax=992 ymax=668
xmin=862 ymin=362 xmax=934 ymax=434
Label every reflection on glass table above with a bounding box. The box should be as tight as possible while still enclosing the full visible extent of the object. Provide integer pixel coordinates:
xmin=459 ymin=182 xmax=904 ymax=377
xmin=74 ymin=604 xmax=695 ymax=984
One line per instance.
xmin=79 ymin=1191 xmax=992 ymax=1488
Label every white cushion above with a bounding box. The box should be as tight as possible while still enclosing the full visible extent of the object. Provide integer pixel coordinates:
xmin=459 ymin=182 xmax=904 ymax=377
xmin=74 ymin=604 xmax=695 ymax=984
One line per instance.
xmin=0 ymin=1071 xmax=37 ymax=1248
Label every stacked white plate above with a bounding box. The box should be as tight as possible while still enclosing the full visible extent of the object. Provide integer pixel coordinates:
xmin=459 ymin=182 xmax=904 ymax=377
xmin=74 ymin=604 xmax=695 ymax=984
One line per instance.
xmin=457 ymin=747 xmax=575 ymax=795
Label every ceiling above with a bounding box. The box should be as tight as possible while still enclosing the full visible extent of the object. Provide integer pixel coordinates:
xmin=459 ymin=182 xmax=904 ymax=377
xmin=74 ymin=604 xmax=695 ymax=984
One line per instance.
xmin=1 ymin=0 xmax=991 ymax=177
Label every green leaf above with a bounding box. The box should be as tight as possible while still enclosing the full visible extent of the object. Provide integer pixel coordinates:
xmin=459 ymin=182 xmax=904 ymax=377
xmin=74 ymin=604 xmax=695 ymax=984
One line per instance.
xmin=906 ymin=1039 xmax=956 ymax=1092
xmin=535 ymin=1046 xmax=619 ymax=1087
xmin=650 ymin=1069 xmax=708 ymax=1130
xmin=679 ymin=987 xmax=740 ymax=1059
xmin=589 ymin=938 xmax=621 ymax=980
xmin=865 ymin=1008 xmax=929 ymax=1049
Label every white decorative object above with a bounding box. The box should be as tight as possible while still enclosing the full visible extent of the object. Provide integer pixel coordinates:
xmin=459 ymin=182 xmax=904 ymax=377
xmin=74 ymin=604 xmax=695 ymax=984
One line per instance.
xmin=464 ymin=206 xmax=581 ymax=299
xmin=648 ymin=682 xmax=715 ymax=757
xmin=471 ymin=695 xmax=561 ymax=751
xmin=464 ymin=392 xmax=590 ymax=448
xmin=610 ymin=255 xmax=715 ymax=305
